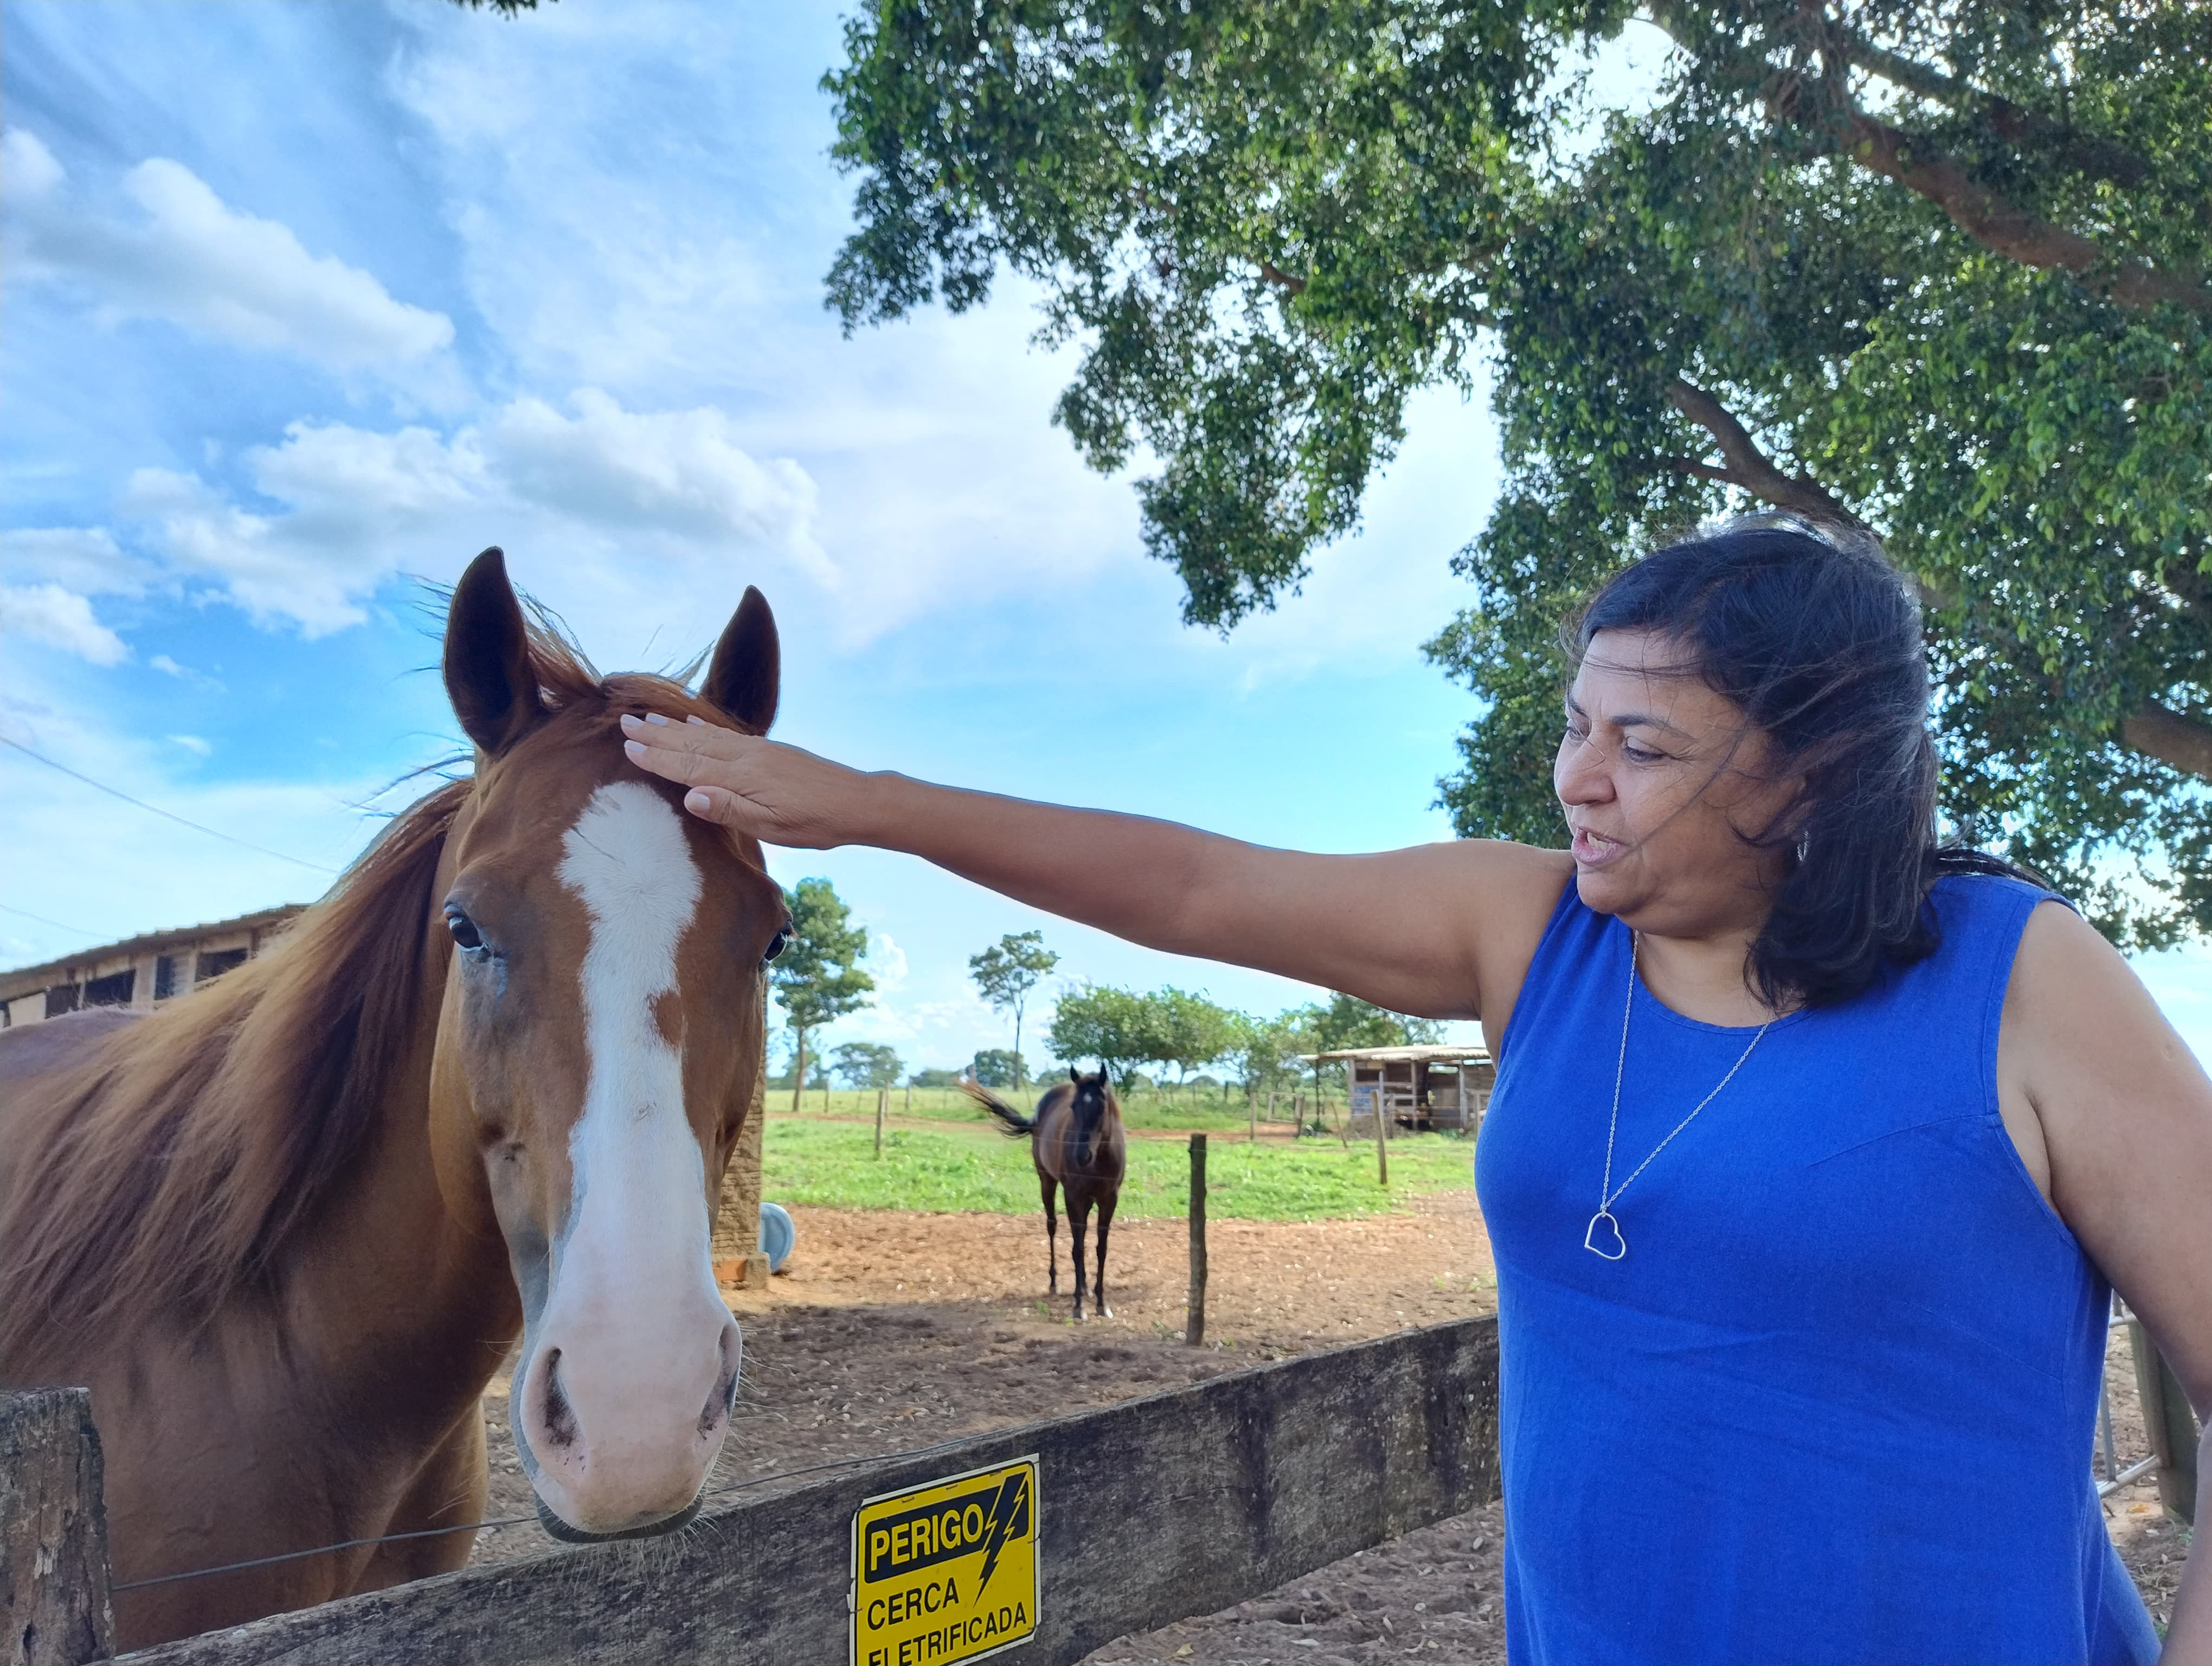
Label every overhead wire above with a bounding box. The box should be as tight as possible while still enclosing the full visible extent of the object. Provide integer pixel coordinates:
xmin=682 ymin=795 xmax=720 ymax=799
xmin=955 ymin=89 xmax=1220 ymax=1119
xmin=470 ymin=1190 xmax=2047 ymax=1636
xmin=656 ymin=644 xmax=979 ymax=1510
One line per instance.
xmin=0 ymin=736 xmax=341 ymax=876
xmin=0 ymin=902 xmax=107 ymax=939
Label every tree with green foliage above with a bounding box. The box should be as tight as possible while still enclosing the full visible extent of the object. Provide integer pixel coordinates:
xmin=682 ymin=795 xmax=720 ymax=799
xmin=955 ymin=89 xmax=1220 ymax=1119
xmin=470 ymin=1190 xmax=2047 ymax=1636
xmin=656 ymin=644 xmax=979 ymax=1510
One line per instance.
xmin=1230 ymin=1010 xmax=1318 ymax=1113
xmin=773 ymin=877 xmax=876 ymax=1114
xmin=1046 ymin=983 xmax=1159 ymax=1085
xmin=1150 ymin=987 xmax=1242 ymax=1088
xmin=825 ymin=2 xmax=2212 ymax=944
xmin=968 ymin=1048 xmax=1024 ymax=1088
xmin=831 ymin=1041 xmax=905 ymax=1090
xmin=967 ymin=930 xmax=1059 ymax=1089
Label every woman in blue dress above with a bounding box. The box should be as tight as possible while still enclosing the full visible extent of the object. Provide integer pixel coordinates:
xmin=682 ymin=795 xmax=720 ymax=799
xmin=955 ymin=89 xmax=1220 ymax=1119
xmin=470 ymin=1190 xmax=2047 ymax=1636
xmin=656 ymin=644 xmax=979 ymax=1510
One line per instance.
xmin=622 ymin=517 xmax=2211 ymax=1663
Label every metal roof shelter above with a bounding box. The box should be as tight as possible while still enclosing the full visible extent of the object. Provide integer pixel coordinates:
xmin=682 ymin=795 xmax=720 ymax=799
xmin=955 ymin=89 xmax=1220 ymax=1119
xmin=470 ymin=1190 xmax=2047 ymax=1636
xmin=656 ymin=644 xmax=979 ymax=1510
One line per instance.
xmin=1303 ymin=1042 xmax=1496 ymax=1133
xmin=0 ymin=905 xmax=306 ymax=1029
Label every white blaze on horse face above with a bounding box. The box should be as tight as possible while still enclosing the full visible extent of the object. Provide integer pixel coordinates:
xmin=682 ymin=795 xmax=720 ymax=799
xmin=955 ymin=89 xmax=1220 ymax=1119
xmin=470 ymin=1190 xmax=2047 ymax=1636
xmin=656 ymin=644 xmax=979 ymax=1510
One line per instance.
xmin=519 ymin=780 xmax=742 ymax=1534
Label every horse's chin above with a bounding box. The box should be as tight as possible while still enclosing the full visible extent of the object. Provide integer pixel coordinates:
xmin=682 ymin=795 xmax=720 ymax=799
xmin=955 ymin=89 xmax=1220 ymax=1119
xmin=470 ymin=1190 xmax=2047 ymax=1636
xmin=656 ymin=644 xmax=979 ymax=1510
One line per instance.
xmin=532 ymin=1491 xmax=704 ymax=1545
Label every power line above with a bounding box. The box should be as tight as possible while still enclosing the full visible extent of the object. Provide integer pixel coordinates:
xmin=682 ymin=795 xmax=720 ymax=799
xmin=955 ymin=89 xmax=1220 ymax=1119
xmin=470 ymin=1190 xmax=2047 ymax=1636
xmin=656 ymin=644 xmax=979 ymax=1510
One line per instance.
xmin=0 ymin=903 xmax=107 ymax=940
xmin=0 ymin=736 xmax=340 ymax=876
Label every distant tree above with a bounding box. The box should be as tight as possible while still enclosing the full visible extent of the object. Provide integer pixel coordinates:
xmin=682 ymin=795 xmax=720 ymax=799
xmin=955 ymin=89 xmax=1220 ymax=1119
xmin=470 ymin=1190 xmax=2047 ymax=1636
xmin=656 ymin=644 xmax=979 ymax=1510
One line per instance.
xmin=773 ymin=878 xmax=876 ymax=1114
xmin=1150 ymin=988 xmax=1240 ymax=1089
xmin=968 ymin=931 xmax=1059 ymax=1090
xmin=968 ymin=1048 xmax=1024 ymax=1088
xmin=909 ymin=1066 xmax=966 ymax=1089
xmin=1046 ymin=984 xmax=1156 ymax=1086
xmin=1231 ymin=1011 xmax=1317 ymax=1110
xmin=832 ymin=1041 xmax=904 ymax=1090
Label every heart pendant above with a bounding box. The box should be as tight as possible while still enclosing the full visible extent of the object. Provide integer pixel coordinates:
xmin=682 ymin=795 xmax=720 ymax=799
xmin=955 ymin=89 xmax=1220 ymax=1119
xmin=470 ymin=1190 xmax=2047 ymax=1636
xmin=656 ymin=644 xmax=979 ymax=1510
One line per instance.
xmin=1584 ymin=1209 xmax=1627 ymax=1261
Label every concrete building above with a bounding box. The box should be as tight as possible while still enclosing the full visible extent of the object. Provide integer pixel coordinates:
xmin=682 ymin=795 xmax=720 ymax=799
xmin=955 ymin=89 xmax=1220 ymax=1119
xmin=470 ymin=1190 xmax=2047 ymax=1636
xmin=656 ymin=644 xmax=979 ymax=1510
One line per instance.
xmin=0 ymin=905 xmax=307 ymax=1029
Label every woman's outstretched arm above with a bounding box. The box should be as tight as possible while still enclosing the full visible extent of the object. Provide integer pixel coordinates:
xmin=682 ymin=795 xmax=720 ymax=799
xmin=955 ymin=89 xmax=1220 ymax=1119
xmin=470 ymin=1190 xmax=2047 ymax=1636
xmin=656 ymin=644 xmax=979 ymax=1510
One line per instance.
xmin=620 ymin=713 xmax=1570 ymax=1025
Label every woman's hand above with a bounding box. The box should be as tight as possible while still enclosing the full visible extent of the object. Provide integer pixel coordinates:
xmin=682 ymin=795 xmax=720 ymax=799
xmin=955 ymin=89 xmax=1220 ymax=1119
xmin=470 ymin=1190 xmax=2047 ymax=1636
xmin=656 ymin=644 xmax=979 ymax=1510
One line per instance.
xmin=620 ymin=712 xmax=874 ymax=849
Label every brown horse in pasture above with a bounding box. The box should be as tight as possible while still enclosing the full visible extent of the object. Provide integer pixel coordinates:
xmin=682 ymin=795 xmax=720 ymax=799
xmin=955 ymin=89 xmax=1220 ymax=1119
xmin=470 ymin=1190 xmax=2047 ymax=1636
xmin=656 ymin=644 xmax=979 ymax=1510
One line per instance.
xmin=0 ymin=548 xmax=792 ymax=1649
xmin=964 ymin=1069 xmax=1125 ymax=1319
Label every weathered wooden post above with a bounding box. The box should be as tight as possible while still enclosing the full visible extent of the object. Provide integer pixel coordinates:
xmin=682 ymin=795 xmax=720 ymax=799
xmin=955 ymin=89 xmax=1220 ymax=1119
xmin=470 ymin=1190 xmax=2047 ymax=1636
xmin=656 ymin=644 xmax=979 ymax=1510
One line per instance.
xmin=1373 ymin=1080 xmax=1390 ymax=1188
xmin=1185 ymin=1134 xmax=1208 ymax=1347
xmin=2131 ymin=1326 xmax=2201 ymax=1524
xmin=874 ymin=1086 xmax=888 ymax=1159
xmin=2 ymin=1388 xmax=114 ymax=1666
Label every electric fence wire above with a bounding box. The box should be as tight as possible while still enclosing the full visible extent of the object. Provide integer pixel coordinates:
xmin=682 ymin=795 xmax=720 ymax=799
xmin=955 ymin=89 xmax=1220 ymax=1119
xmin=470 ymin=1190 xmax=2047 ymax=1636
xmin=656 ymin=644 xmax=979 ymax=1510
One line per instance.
xmin=110 ymin=1430 xmax=995 ymax=1593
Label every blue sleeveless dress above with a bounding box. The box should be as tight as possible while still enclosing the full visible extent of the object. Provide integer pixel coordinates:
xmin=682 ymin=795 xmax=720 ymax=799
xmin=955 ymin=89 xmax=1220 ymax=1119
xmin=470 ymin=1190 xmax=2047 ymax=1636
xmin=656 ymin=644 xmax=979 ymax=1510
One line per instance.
xmin=1474 ymin=875 xmax=2159 ymax=1664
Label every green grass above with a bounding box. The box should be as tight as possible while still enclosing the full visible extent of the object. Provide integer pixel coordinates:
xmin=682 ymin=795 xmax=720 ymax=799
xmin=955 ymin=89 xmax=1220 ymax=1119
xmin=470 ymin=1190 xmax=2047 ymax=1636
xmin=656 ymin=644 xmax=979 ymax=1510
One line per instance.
xmin=771 ymin=1084 xmax=1342 ymax=1134
xmin=760 ymin=1114 xmax=1474 ymax=1222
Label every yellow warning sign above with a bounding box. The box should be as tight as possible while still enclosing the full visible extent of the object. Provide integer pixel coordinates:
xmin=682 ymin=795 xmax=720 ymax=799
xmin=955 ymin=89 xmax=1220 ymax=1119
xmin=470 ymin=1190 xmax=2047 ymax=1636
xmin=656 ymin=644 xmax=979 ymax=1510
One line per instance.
xmin=850 ymin=1455 xmax=1040 ymax=1666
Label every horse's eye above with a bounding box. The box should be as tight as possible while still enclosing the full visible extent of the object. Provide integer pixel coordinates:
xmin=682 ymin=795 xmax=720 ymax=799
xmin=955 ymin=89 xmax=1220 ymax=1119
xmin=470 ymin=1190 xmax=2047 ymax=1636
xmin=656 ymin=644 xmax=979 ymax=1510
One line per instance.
xmin=446 ymin=908 xmax=486 ymax=952
xmin=762 ymin=926 xmax=792 ymax=965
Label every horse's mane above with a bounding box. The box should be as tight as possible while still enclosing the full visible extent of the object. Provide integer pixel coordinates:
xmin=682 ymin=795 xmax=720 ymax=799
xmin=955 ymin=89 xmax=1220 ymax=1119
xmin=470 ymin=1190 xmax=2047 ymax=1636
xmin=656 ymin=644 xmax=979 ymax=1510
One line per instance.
xmin=0 ymin=611 xmax=738 ymax=1368
xmin=0 ymin=777 xmax=470 ymax=1365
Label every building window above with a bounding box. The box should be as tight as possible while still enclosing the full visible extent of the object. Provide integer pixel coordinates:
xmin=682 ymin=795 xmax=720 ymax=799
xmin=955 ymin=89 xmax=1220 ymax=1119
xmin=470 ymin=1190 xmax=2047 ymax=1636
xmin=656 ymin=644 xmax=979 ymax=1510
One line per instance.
xmin=83 ymin=969 xmax=135 ymax=1008
xmin=45 ymin=983 xmax=82 ymax=1020
xmin=194 ymin=948 xmax=249 ymax=984
xmin=154 ymin=956 xmax=179 ymax=1001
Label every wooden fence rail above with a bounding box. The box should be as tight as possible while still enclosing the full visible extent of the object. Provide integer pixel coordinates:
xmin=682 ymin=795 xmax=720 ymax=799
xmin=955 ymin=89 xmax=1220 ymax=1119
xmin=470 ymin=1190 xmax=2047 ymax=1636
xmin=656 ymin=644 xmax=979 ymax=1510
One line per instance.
xmin=9 ymin=1317 xmax=1500 ymax=1666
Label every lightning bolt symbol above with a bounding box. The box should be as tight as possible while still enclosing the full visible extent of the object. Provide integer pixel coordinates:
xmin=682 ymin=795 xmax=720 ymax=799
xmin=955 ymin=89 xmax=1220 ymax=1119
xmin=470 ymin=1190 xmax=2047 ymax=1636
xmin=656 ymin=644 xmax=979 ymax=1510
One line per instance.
xmin=973 ymin=1470 xmax=1030 ymax=1597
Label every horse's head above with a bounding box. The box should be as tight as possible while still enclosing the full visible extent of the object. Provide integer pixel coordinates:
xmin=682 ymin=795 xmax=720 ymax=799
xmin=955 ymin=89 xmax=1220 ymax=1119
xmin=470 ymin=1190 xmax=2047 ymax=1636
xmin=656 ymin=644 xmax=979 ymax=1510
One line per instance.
xmin=1066 ymin=1067 xmax=1117 ymax=1164
xmin=428 ymin=549 xmax=787 ymax=1541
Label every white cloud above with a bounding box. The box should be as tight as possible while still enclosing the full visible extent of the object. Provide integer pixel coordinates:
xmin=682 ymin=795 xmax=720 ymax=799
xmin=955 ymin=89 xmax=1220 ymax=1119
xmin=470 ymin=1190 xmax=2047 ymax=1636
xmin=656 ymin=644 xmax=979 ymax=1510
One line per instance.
xmin=0 ymin=526 xmax=156 ymax=595
xmin=121 ymin=391 xmax=824 ymax=636
xmin=0 ymin=583 xmax=128 ymax=665
xmin=869 ymin=931 xmax=910 ymax=992
xmin=484 ymin=391 xmax=829 ymax=580
xmin=4 ymin=129 xmax=459 ymax=395
xmin=4 ymin=127 xmax=64 ymax=197
xmin=166 ymin=734 xmax=212 ymax=757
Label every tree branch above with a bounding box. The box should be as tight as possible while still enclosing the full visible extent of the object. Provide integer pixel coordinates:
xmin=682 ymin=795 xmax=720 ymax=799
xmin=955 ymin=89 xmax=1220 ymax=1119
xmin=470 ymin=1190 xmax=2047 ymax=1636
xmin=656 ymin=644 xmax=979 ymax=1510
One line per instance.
xmin=1258 ymin=261 xmax=1307 ymax=294
xmin=1836 ymin=31 xmax=2156 ymax=193
xmin=2124 ymin=699 xmax=2212 ymax=782
xmin=1661 ymin=379 xmax=1866 ymax=526
xmin=1812 ymin=93 xmax=2212 ymax=317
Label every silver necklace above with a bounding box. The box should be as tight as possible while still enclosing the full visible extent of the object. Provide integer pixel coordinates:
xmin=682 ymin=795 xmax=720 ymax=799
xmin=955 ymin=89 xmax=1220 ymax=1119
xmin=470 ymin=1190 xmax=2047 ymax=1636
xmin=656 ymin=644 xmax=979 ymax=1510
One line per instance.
xmin=1585 ymin=934 xmax=1773 ymax=1261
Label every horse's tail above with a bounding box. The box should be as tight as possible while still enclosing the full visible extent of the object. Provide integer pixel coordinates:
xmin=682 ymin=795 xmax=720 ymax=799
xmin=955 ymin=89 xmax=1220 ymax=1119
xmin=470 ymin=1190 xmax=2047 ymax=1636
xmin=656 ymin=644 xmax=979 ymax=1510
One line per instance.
xmin=960 ymin=1080 xmax=1035 ymax=1138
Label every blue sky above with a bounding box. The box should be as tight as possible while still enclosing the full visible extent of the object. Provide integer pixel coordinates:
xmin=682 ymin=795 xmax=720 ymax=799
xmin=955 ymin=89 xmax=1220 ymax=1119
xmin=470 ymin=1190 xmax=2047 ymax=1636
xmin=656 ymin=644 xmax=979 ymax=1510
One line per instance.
xmin=3 ymin=0 xmax=2207 ymax=1074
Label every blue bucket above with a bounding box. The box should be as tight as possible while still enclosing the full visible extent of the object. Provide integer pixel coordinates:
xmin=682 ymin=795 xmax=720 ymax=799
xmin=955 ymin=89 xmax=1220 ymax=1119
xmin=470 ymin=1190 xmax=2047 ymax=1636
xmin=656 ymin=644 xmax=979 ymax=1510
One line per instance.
xmin=758 ymin=1200 xmax=795 ymax=1273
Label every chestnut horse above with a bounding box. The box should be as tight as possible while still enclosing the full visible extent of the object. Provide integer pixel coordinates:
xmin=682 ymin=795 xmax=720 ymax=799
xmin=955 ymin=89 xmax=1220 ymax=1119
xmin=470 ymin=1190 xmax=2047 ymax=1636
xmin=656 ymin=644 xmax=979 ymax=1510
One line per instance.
xmin=0 ymin=549 xmax=792 ymax=1648
xmin=963 ymin=1069 xmax=1125 ymax=1319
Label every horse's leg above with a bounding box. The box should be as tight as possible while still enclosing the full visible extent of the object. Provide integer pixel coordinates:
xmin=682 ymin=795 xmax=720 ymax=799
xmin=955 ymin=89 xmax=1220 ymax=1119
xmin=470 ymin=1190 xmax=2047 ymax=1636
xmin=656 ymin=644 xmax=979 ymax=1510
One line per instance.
xmin=1067 ymin=1190 xmax=1092 ymax=1321
xmin=1092 ymin=1189 xmax=1118 ymax=1319
xmin=1039 ymin=1168 xmax=1059 ymax=1295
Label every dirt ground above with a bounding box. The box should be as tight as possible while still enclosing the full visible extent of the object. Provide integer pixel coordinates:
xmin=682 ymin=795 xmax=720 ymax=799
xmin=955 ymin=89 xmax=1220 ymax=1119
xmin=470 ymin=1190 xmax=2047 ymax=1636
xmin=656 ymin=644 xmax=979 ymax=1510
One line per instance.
xmin=468 ymin=1194 xmax=2189 ymax=1656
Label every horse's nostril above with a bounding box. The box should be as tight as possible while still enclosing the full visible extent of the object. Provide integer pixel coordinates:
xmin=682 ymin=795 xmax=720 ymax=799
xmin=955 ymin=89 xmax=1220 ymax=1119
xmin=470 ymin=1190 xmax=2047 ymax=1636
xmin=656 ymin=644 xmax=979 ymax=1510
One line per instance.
xmin=538 ymin=1348 xmax=579 ymax=1450
xmin=701 ymin=1328 xmax=741 ymax=1436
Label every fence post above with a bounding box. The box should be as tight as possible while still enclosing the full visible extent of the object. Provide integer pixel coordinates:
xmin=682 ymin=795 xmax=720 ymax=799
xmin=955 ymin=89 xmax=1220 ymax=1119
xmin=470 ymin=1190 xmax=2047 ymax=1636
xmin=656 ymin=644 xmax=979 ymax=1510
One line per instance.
xmin=1373 ymin=1083 xmax=1390 ymax=1187
xmin=1185 ymin=1134 xmax=1208 ymax=1347
xmin=874 ymin=1087 xmax=888 ymax=1159
xmin=2130 ymin=1325 xmax=2201 ymax=1524
xmin=1 ymin=1388 xmax=114 ymax=1666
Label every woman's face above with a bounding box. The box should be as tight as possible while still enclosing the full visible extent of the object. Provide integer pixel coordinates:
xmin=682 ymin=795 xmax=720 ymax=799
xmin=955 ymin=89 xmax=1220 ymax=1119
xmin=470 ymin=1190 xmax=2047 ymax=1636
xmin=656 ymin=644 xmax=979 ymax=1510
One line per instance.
xmin=1554 ymin=629 xmax=1801 ymax=939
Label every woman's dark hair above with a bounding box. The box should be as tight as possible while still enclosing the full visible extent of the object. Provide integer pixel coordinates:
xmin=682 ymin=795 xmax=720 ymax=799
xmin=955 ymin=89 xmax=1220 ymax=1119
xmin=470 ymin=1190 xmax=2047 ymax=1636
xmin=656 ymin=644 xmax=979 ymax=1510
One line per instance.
xmin=1566 ymin=515 xmax=2026 ymax=1009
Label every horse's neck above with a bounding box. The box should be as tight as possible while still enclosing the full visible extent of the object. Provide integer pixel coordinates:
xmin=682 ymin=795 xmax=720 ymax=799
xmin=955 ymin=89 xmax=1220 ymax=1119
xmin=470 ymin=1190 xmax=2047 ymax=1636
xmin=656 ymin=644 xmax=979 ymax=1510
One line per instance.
xmin=270 ymin=958 xmax=519 ymax=1435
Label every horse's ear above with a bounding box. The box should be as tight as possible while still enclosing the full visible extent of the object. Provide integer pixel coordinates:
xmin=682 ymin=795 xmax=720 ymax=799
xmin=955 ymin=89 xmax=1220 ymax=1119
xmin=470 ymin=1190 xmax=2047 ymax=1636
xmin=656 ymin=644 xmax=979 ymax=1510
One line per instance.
xmin=703 ymin=586 xmax=779 ymax=735
xmin=1069 ymin=1066 xmax=1079 ymax=1083
xmin=444 ymin=547 xmax=545 ymax=755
